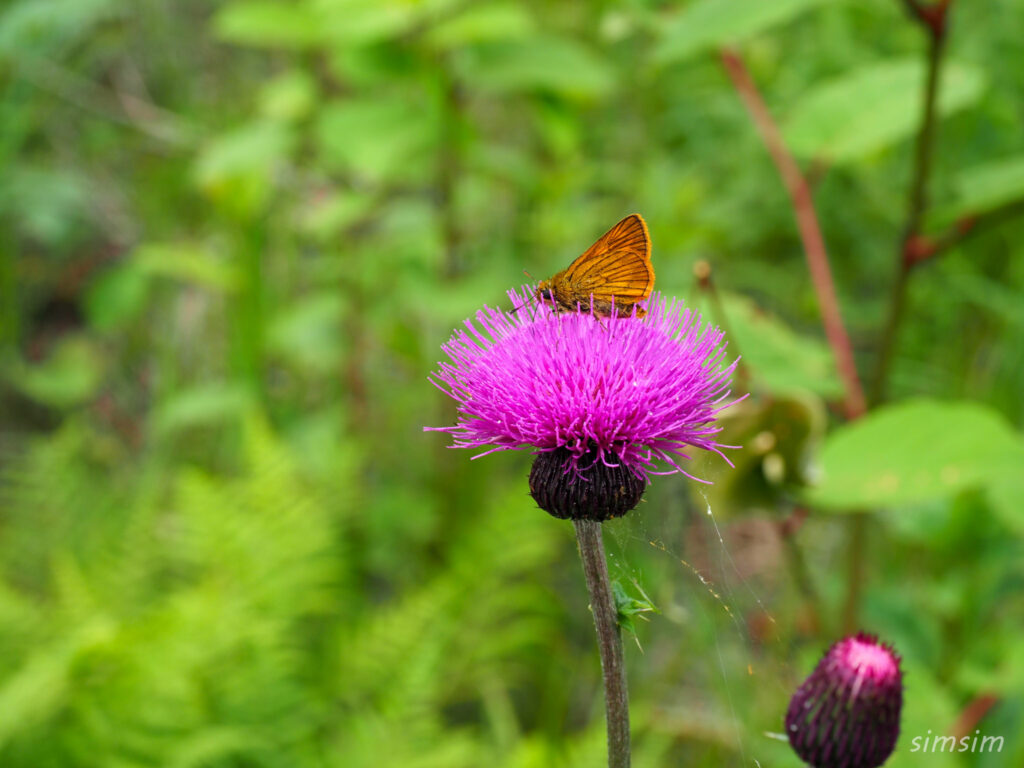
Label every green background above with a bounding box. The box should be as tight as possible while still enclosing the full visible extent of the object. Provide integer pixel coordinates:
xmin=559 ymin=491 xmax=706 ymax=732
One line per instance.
xmin=1 ymin=0 xmax=1023 ymax=765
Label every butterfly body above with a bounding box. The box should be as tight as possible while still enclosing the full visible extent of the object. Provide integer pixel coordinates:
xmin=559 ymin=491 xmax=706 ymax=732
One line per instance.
xmin=535 ymin=214 xmax=654 ymax=318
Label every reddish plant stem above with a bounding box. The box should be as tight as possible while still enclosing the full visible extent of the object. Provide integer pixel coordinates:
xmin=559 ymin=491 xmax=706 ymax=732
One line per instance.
xmin=721 ymin=48 xmax=873 ymax=641
xmin=849 ymin=0 xmax=953 ymax=635
xmin=898 ymin=0 xmax=952 ymax=38
xmin=720 ymin=49 xmax=866 ymax=420
xmin=905 ymin=197 xmax=1024 ymax=266
xmin=870 ymin=4 xmax=950 ymax=406
xmin=950 ymin=693 xmax=999 ymax=740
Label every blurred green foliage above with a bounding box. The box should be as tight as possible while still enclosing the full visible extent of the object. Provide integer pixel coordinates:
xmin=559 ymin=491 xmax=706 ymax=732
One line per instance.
xmin=1 ymin=0 xmax=1023 ymax=766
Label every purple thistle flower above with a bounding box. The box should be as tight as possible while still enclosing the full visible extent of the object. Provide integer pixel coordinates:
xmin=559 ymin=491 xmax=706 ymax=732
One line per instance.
xmin=426 ymin=286 xmax=741 ymax=520
xmin=786 ymin=634 xmax=903 ymax=768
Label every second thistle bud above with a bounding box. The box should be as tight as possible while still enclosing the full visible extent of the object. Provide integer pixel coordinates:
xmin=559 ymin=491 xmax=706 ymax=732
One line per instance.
xmin=529 ymin=445 xmax=646 ymax=521
xmin=786 ymin=633 xmax=903 ymax=768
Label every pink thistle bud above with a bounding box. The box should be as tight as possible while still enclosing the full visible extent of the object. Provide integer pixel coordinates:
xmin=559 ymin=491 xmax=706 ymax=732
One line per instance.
xmin=786 ymin=633 xmax=903 ymax=768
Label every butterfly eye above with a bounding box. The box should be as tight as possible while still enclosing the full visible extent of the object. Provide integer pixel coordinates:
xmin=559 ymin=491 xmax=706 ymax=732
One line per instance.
xmin=539 ymin=289 xmax=554 ymax=300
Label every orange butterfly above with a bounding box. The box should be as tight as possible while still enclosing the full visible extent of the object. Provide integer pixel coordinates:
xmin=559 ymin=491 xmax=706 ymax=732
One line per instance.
xmin=535 ymin=213 xmax=654 ymax=318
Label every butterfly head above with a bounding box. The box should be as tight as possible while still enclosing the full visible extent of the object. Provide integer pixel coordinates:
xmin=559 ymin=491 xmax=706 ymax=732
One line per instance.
xmin=535 ymin=281 xmax=556 ymax=305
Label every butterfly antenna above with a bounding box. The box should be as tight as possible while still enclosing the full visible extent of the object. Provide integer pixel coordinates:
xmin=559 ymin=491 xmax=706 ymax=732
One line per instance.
xmin=511 ymin=280 xmax=541 ymax=315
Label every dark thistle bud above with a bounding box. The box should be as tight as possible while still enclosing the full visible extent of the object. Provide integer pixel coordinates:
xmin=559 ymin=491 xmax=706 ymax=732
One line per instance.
xmin=529 ymin=445 xmax=645 ymax=521
xmin=786 ymin=633 xmax=903 ymax=768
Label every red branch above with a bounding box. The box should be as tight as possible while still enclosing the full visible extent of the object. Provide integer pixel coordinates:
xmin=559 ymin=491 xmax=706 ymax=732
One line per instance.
xmin=950 ymin=693 xmax=999 ymax=740
xmin=720 ymin=49 xmax=867 ymax=419
xmin=898 ymin=0 xmax=952 ymax=38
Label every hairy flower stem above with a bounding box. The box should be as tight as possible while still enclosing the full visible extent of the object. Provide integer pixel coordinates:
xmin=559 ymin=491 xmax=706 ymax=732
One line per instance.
xmin=574 ymin=520 xmax=630 ymax=768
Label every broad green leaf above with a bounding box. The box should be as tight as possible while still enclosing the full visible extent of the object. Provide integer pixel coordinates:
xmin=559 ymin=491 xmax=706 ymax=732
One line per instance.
xmin=296 ymin=190 xmax=375 ymax=241
xmin=193 ymin=121 xmax=294 ymax=185
xmin=806 ymin=399 xmax=1024 ymax=510
xmin=84 ymin=263 xmax=151 ymax=332
xmin=987 ymin=473 xmax=1024 ymax=536
xmin=259 ymin=70 xmax=318 ymax=122
xmin=133 ymin=243 xmax=241 ymax=292
xmin=193 ymin=121 xmax=294 ymax=216
xmin=709 ymin=293 xmax=843 ymax=397
xmin=0 ymin=165 xmax=90 ymax=247
xmin=933 ymin=154 xmax=1024 ymax=224
xmin=0 ymin=0 xmax=115 ymax=56
xmin=152 ymin=383 xmax=254 ymax=438
xmin=214 ymin=0 xmax=425 ymax=49
xmin=426 ymin=3 xmax=534 ymax=49
xmin=213 ymin=1 xmax=327 ymax=49
xmin=454 ymin=37 xmax=615 ymax=98
xmin=317 ymin=97 xmax=437 ymax=182
xmin=653 ymin=0 xmax=838 ymax=66
xmin=267 ymin=294 xmax=347 ymax=374
xmin=783 ymin=60 xmax=986 ymax=163
xmin=314 ymin=0 xmax=425 ymax=45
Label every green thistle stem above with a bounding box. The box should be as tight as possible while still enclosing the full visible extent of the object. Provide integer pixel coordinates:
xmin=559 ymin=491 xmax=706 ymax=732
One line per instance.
xmin=574 ymin=519 xmax=630 ymax=768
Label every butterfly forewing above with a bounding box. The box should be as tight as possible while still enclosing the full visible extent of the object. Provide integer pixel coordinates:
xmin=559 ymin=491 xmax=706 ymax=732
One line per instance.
xmin=565 ymin=214 xmax=654 ymax=299
xmin=536 ymin=213 xmax=655 ymax=318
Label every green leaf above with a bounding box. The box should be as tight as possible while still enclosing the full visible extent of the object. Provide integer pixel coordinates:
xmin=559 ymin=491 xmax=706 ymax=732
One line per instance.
xmin=214 ymin=0 xmax=426 ymax=49
xmin=193 ymin=121 xmax=295 ymax=216
xmin=782 ymin=60 xmax=986 ymax=163
xmin=194 ymin=121 xmax=294 ymax=183
xmin=259 ymin=69 xmax=318 ymax=122
xmin=426 ymin=3 xmax=534 ymax=49
xmin=297 ymin=191 xmax=375 ymax=242
xmin=152 ymin=383 xmax=255 ymax=438
xmin=612 ymin=579 xmax=659 ymax=649
xmin=710 ymin=293 xmax=843 ymax=397
xmin=455 ymin=37 xmax=615 ymax=98
xmin=806 ymin=399 xmax=1024 ymax=510
xmin=653 ymin=0 xmax=838 ymax=66
xmin=84 ymin=263 xmax=151 ymax=332
xmin=314 ymin=0 xmax=424 ymax=45
xmin=0 ymin=165 xmax=90 ymax=247
xmin=934 ymin=154 xmax=1024 ymax=224
xmin=987 ymin=473 xmax=1024 ymax=536
xmin=267 ymin=294 xmax=347 ymax=374
xmin=212 ymin=0 xmax=327 ymax=49
xmin=0 ymin=0 xmax=116 ymax=56
xmin=316 ymin=97 xmax=437 ymax=182
xmin=132 ymin=243 xmax=241 ymax=293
